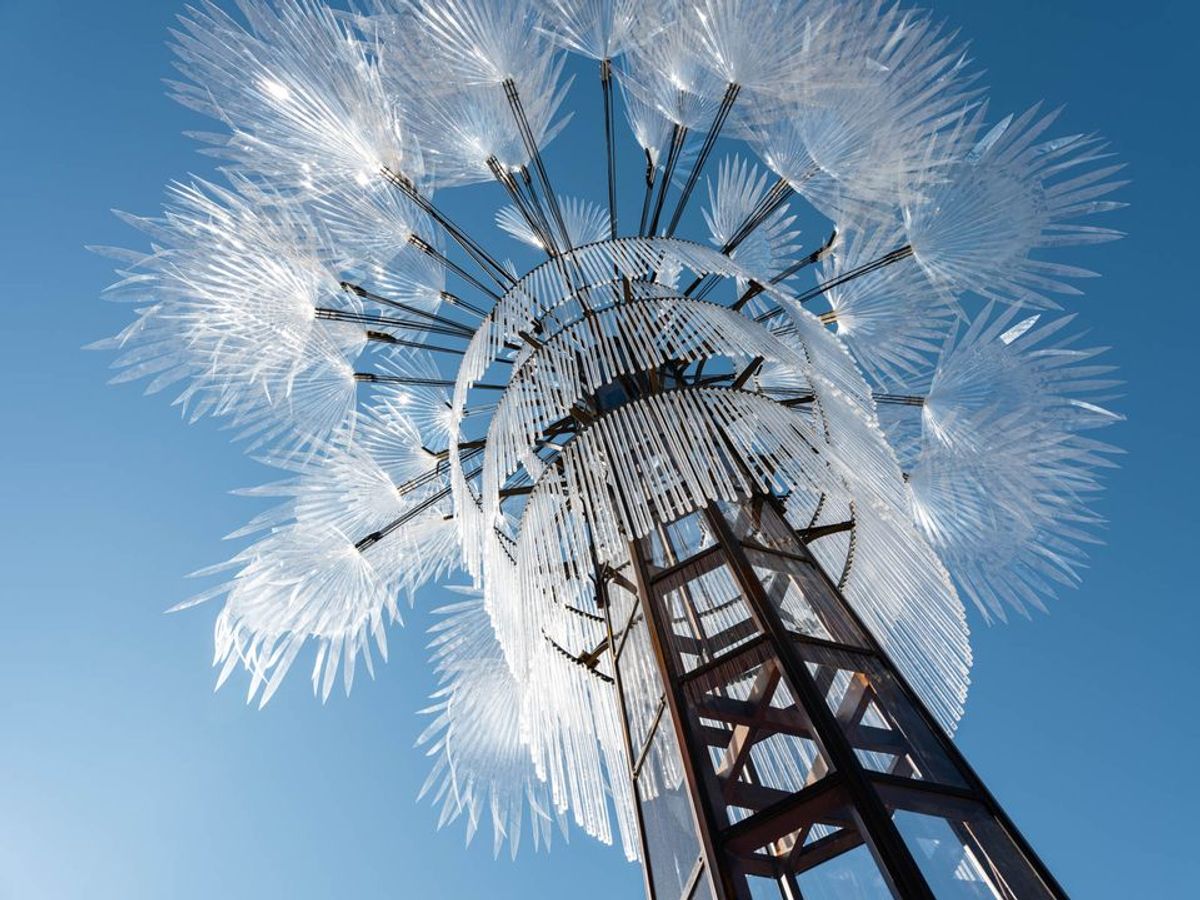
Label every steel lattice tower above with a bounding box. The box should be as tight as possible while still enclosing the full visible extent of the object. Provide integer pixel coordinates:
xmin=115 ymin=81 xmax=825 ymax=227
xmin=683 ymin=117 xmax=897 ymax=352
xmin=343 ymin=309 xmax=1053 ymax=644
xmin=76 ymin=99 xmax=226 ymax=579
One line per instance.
xmin=618 ymin=497 xmax=1063 ymax=898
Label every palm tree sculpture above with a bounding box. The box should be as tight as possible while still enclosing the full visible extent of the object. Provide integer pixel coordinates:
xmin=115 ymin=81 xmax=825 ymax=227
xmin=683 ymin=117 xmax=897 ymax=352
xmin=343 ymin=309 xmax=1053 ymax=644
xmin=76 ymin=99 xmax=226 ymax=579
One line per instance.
xmin=95 ymin=1 xmax=1124 ymax=896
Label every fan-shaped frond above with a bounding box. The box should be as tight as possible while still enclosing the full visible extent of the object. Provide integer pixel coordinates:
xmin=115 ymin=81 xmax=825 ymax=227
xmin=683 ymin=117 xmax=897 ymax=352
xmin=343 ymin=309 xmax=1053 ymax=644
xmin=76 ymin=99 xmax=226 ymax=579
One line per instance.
xmin=96 ymin=177 xmax=360 ymax=450
xmin=906 ymin=105 xmax=1128 ymax=307
xmin=170 ymin=0 xmax=416 ymax=191
xmin=535 ymin=0 xmax=653 ymax=59
xmin=497 ymin=196 xmax=611 ymax=250
xmin=418 ymin=595 xmax=565 ymax=857
xmin=821 ymin=224 xmax=959 ymax=387
xmin=703 ymin=155 xmax=802 ymax=282
xmin=910 ymin=305 xmax=1123 ymax=619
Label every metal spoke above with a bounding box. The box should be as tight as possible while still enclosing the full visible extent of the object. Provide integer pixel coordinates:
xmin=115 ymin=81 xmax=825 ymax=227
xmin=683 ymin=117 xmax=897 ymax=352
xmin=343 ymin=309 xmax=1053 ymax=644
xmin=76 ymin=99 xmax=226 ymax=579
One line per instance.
xmin=665 ymin=83 xmax=741 ymax=238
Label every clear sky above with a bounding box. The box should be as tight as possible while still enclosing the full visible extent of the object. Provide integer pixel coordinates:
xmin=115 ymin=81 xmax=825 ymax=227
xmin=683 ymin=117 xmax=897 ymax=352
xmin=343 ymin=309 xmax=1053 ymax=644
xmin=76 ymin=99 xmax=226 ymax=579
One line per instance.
xmin=0 ymin=1 xmax=1195 ymax=898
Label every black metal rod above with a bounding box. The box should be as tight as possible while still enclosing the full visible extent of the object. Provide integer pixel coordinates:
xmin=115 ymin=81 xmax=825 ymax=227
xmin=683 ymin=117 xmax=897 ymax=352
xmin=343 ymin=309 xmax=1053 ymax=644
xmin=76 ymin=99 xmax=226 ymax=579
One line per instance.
xmin=488 ymin=156 xmax=558 ymax=256
xmin=763 ymin=247 xmax=912 ymax=336
xmin=665 ymin=83 xmax=741 ymax=238
xmin=354 ymin=373 xmax=507 ymax=390
xmin=393 ymin=446 xmax=483 ymax=498
xmin=770 ymin=390 xmax=925 ymax=408
xmin=733 ymin=229 xmax=838 ymax=311
xmin=726 ymin=177 xmax=794 ymax=251
xmin=786 ymin=245 xmax=914 ymax=307
xmin=317 ymin=307 xmax=453 ymax=335
xmin=686 ymin=178 xmax=797 ymax=301
xmin=339 ymin=282 xmax=476 ymax=336
xmin=647 ymin=122 xmax=688 ymax=237
xmin=514 ymin=164 xmax=594 ymax=311
xmin=601 ymin=58 xmax=618 ymax=241
xmin=383 ymin=168 xmax=514 ymax=290
xmin=501 ymin=88 xmax=597 ymax=311
xmin=440 ymin=291 xmax=488 ymax=318
xmin=504 ymin=78 xmax=573 ymax=255
xmin=751 ymin=243 xmax=911 ymax=323
xmin=700 ymin=179 xmax=794 ymax=280
xmin=871 ymin=393 xmax=925 ymax=407
xmin=354 ymin=462 xmax=481 ymax=552
xmin=638 ymin=149 xmax=657 ymax=237
xmin=409 ymin=235 xmax=502 ymax=302
xmin=361 ymin=330 xmax=464 ymax=355
xmin=516 ymin=166 xmax=564 ymax=258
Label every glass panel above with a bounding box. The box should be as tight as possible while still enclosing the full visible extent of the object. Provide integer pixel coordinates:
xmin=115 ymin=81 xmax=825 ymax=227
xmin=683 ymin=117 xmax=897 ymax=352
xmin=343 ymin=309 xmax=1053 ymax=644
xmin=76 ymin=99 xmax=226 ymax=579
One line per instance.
xmin=641 ymin=510 xmax=717 ymax=571
xmin=795 ymin=643 xmax=966 ymax=788
xmin=746 ymin=548 xmax=868 ymax=648
xmin=795 ymin=840 xmax=896 ymax=899
xmin=883 ymin=794 xmax=1058 ymax=900
xmin=637 ymin=704 xmax=705 ymax=900
xmin=616 ymin=608 xmax=667 ymax=758
xmin=718 ymin=497 xmax=803 ymax=554
xmin=746 ymin=874 xmax=789 ymax=898
xmin=893 ymin=810 xmax=1004 ymax=900
xmin=654 ymin=557 xmax=761 ymax=673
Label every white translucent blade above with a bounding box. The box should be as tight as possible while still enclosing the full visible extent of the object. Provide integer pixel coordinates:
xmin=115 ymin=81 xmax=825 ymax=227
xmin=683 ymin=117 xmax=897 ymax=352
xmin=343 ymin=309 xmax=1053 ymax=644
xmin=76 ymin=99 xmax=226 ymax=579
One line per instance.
xmin=821 ymin=224 xmax=959 ymax=388
xmin=496 ymin=196 xmax=610 ymax=250
xmin=748 ymin=2 xmax=981 ymax=219
xmin=702 ymin=155 xmax=802 ymax=284
xmin=534 ymin=0 xmax=655 ymax=60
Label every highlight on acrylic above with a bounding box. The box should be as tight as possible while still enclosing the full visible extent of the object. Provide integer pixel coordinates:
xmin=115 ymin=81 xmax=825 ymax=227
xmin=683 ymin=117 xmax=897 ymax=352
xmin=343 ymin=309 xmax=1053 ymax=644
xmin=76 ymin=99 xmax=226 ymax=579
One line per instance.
xmin=93 ymin=1 xmax=1124 ymax=897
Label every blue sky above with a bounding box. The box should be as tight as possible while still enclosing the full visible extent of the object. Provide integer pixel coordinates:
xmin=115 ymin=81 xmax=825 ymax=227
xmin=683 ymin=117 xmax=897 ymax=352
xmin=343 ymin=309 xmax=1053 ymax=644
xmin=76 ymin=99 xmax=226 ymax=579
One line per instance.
xmin=0 ymin=1 xmax=1196 ymax=897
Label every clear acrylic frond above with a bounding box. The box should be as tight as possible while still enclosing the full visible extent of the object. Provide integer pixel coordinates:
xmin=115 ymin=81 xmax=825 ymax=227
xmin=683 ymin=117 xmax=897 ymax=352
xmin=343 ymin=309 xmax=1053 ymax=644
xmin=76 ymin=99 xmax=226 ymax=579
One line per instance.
xmin=909 ymin=305 xmax=1122 ymax=620
xmin=418 ymin=594 xmax=565 ymax=858
xmin=906 ymin=105 xmax=1128 ymax=307
xmin=496 ymin=195 xmax=611 ymax=249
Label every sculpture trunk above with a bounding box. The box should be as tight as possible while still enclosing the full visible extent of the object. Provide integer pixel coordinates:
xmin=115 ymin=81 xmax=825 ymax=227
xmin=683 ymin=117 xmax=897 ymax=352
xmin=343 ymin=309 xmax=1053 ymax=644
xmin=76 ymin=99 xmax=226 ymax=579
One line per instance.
xmin=604 ymin=496 xmax=1066 ymax=900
